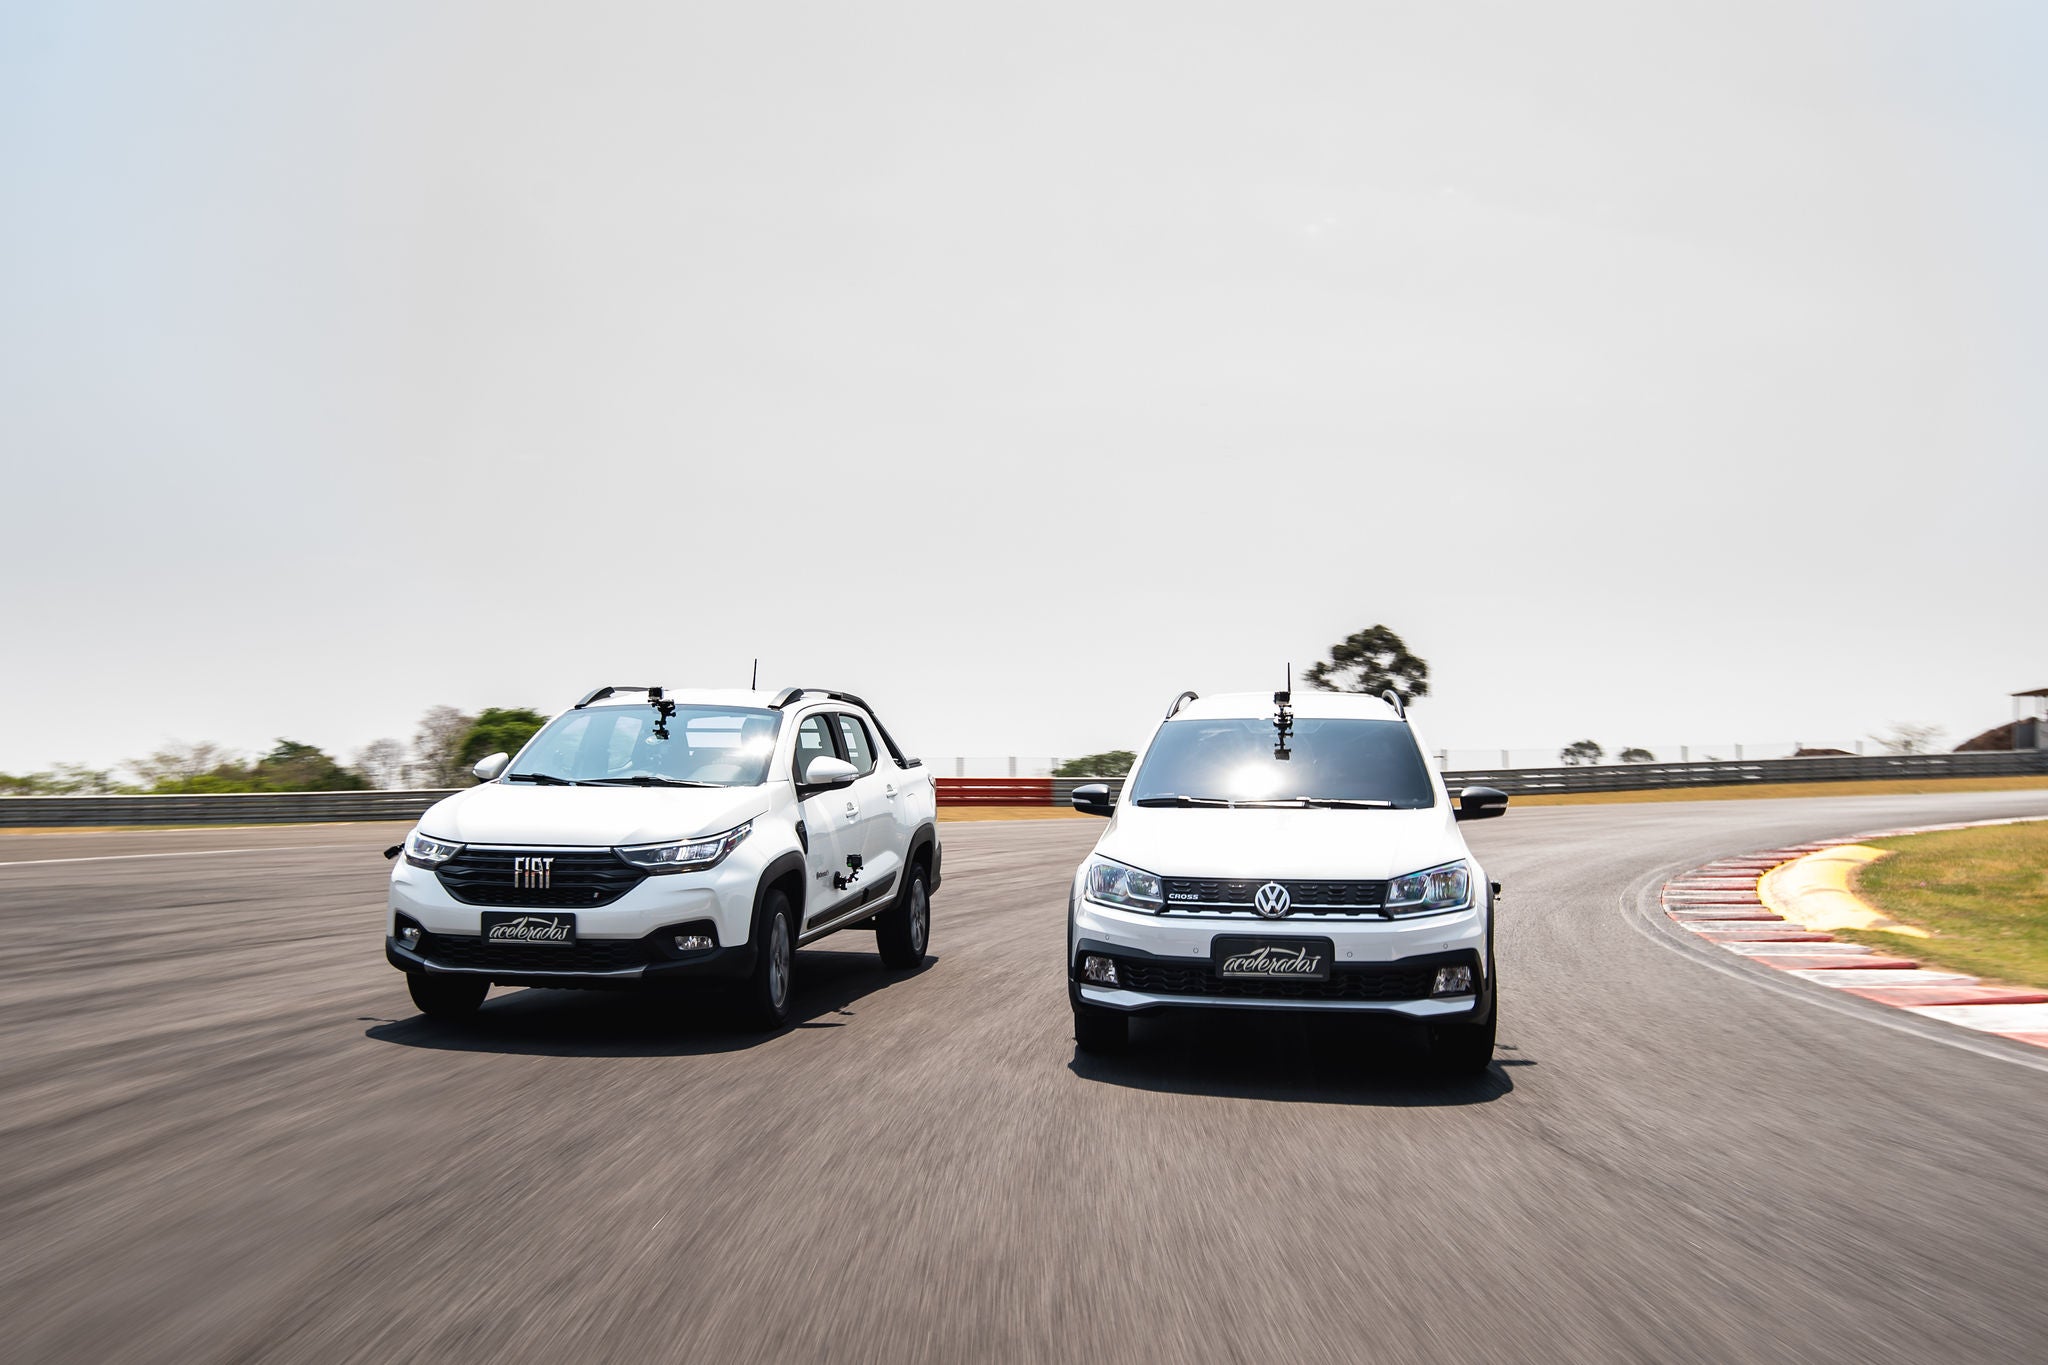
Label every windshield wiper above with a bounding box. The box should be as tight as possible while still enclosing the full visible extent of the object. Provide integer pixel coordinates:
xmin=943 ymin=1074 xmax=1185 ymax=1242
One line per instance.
xmin=503 ymin=771 xmax=574 ymax=785
xmin=1130 ymin=795 xmax=1234 ymax=807
xmin=1290 ymin=797 xmax=1397 ymax=809
xmin=582 ymin=775 xmax=720 ymax=788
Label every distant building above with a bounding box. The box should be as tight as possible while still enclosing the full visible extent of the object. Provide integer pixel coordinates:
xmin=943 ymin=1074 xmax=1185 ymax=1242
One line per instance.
xmin=2016 ymin=688 xmax=2047 ymax=750
xmin=1960 ymin=689 xmax=2048 ymax=751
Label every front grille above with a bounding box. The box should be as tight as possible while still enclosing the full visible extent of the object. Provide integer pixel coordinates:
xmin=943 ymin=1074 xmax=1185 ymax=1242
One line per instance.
xmin=1111 ymin=958 xmax=1435 ymax=1001
xmin=1160 ymin=878 xmax=1388 ymax=915
xmin=436 ymin=847 xmax=646 ymax=908
xmin=415 ymin=930 xmax=650 ymax=974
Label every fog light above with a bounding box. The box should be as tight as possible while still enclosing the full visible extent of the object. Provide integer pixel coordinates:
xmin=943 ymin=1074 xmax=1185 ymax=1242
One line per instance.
xmin=398 ymin=926 xmax=421 ymax=949
xmin=1432 ymin=965 xmax=1474 ymax=996
xmin=674 ymin=934 xmax=714 ymax=952
xmin=1082 ymin=954 xmax=1120 ymax=985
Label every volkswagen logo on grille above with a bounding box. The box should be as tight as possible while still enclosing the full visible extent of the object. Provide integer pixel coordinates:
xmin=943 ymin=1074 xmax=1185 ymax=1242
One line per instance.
xmin=1252 ymin=881 xmax=1292 ymax=918
xmin=513 ymin=856 xmax=554 ymax=890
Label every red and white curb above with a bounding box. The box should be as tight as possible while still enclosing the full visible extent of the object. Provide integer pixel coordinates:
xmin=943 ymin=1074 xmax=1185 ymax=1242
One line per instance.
xmin=1661 ymin=829 xmax=2048 ymax=1052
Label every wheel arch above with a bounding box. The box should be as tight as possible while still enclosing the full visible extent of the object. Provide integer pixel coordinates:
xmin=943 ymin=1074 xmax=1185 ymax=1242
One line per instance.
xmin=753 ymin=850 xmax=809 ymax=944
xmin=906 ymin=821 xmax=941 ymax=891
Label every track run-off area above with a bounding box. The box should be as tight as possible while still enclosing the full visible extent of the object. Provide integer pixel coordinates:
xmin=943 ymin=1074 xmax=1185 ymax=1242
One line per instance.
xmin=4 ymin=789 xmax=2048 ymax=1364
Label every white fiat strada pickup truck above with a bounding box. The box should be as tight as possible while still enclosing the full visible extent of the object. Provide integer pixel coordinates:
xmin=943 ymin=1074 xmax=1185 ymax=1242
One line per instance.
xmin=386 ymin=685 xmax=940 ymax=1029
xmin=1065 ymin=687 xmax=1507 ymax=1071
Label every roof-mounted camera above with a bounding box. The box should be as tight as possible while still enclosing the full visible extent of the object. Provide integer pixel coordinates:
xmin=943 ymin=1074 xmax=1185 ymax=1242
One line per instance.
xmin=1273 ymin=664 xmax=1294 ymax=760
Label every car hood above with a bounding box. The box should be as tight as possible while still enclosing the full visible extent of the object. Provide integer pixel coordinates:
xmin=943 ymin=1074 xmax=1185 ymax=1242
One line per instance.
xmin=1093 ymin=805 xmax=1468 ymax=881
xmin=417 ymin=782 xmax=773 ymax=847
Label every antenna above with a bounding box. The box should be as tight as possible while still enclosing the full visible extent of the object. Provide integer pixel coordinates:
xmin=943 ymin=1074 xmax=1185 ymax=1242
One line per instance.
xmin=751 ymin=657 xmax=759 ymax=690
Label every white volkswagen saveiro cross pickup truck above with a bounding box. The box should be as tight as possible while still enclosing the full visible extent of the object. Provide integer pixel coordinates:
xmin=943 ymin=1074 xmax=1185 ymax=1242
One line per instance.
xmin=1065 ymin=687 xmax=1507 ymax=1071
xmin=386 ymin=685 xmax=940 ymax=1029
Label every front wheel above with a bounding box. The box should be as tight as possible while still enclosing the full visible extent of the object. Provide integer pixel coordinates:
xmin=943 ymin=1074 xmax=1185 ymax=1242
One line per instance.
xmin=1428 ymin=1001 xmax=1496 ymax=1075
xmin=407 ymin=972 xmax=488 ymax=1019
xmin=876 ymin=865 xmax=930 ymax=969
xmin=737 ymin=890 xmax=796 ymax=1031
xmin=1073 ymin=1004 xmax=1128 ymax=1054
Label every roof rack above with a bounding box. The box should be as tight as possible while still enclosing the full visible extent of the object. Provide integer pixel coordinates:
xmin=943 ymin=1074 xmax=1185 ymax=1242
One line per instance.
xmin=770 ymin=687 xmax=877 ymax=711
xmin=1165 ymin=690 xmax=1199 ymax=719
xmin=1381 ymin=689 xmax=1406 ymax=720
xmin=574 ymin=685 xmax=664 ymax=710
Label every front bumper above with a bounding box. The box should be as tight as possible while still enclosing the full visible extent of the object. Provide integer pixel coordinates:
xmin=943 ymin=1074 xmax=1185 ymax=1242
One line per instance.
xmin=387 ymin=915 xmax=755 ymax=989
xmin=1069 ymin=893 xmax=1492 ymax=1020
xmin=389 ymin=845 xmax=765 ymax=946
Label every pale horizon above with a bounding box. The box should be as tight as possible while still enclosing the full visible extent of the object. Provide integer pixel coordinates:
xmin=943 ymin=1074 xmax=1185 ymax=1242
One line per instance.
xmin=4 ymin=1 xmax=2043 ymax=778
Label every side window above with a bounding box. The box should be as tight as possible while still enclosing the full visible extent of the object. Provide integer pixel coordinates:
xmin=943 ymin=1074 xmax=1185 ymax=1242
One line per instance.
xmin=836 ymin=714 xmax=877 ymax=776
xmin=793 ymin=714 xmax=838 ymax=783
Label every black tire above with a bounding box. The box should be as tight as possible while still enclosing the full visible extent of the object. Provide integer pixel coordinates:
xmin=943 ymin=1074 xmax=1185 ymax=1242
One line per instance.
xmin=738 ymin=888 xmax=797 ymax=1031
xmin=1429 ymin=1002 xmax=1496 ymax=1074
xmin=407 ymin=972 xmax=488 ymax=1019
xmin=1073 ymin=1004 xmax=1128 ymax=1054
xmin=876 ymin=864 xmax=931 ymax=970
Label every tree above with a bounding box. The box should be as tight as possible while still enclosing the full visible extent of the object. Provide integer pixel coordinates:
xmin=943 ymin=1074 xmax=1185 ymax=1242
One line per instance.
xmin=1054 ymin=750 xmax=1137 ymax=778
xmin=142 ymin=739 xmax=365 ymax=793
xmin=151 ymin=769 xmax=264 ymax=794
xmin=413 ymin=705 xmax=477 ymax=787
xmin=458 ymin=708 xmax=550 ymax=771
xmin=1871 ymin=723 xmax=1943 ymax=755
xmin=0 ymin=764 xmax=127 ymax=794
xmin=129 ymin=741 xmax=239 ymax=788
xmin=354 ymin=738 xmax=412 ymax=789
xmin=249 ymin=739 xmax=368 ymax=791
xmin=1617 ymin=747 xmax=1655 ymax=764
xmin=1559 ymin=739 xmax=1605 ymax=766
xmin=1305 ymin=625 xmax=1430 ymax=705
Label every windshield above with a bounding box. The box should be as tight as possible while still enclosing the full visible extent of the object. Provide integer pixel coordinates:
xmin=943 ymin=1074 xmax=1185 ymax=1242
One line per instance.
xmin=1126 ymin=716 xmax=1436 ymax=808
xmin=505 ymin=704 xmax=781 ymax=787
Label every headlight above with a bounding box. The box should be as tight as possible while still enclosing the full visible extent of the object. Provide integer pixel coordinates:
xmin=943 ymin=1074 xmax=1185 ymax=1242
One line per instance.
xmin=404 ymin=830 xmax=462 ymax=868
xmin=1084 ymin=856 xmax=1164 ymax=913
xmin=617 ymin=821 xmax=752 ymax=874
xmin=1386 ymin=860 xmax=1471 ymax=916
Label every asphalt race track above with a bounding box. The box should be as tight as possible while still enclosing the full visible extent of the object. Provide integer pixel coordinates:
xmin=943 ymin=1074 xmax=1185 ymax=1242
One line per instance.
xmin=4 ymin=790 xmax=2048 ymax=1363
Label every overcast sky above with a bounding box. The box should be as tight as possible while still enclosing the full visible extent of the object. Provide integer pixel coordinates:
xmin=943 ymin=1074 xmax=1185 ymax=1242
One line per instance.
xmin=2 ymin=1 xmax=2043 ymax=775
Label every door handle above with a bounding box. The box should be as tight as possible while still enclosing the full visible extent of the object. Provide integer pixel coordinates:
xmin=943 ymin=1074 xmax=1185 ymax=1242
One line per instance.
xmin=884 ymin=783 xmax=898 ymax=798
xmin=844 ymin=801 xmax=859 ymax=822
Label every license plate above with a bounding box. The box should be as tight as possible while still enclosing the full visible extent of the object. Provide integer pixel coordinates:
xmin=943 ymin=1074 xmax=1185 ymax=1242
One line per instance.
xmin=1213 ymin=935 xmax=1333 ymax=981
xmin=480 ymin=911 xmax=577 ymax=946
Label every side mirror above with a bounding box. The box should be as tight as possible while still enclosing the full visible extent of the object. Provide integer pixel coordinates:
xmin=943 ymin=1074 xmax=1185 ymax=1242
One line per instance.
xmin=803 ymin=755 xmax=859 ymax=789
xmin=472 ymin=752 xmax=509 ymax=782
xmin=1455 ymin=785 xmax=1508 ymax=821
xmin=1071 ymin=783 xmax=1116 ymax=817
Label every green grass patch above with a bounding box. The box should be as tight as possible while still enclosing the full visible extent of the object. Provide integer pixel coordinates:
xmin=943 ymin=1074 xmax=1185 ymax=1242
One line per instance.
xmin=1843 ymin=820 xmax=2048 ymax=991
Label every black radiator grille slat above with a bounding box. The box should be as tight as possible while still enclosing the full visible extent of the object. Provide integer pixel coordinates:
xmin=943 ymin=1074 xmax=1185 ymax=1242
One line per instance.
xmin=1160 ymin=878 xmax=1388 ymax=913
xmin=415 ymin=931 xmax=650 ymax=973
xmin=1111 ymin=958 xmax=1435 ymax=1001
xmin=435 ymin=847 xmax=647 ymax=908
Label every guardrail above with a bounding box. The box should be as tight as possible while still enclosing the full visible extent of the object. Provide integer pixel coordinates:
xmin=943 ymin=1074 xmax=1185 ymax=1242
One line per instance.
xmin=935 ymin=777 xmax=1054 ymax=807
xmin=0 ymin=789 xmax=461 ymax=828
xmin=1441 ymin=748 xmax=2048 ymax=795
xmin=950 ymin=749 xmax=2048 ymax=807
xmin=3 ymin=750 xmax=2043 ymax=827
